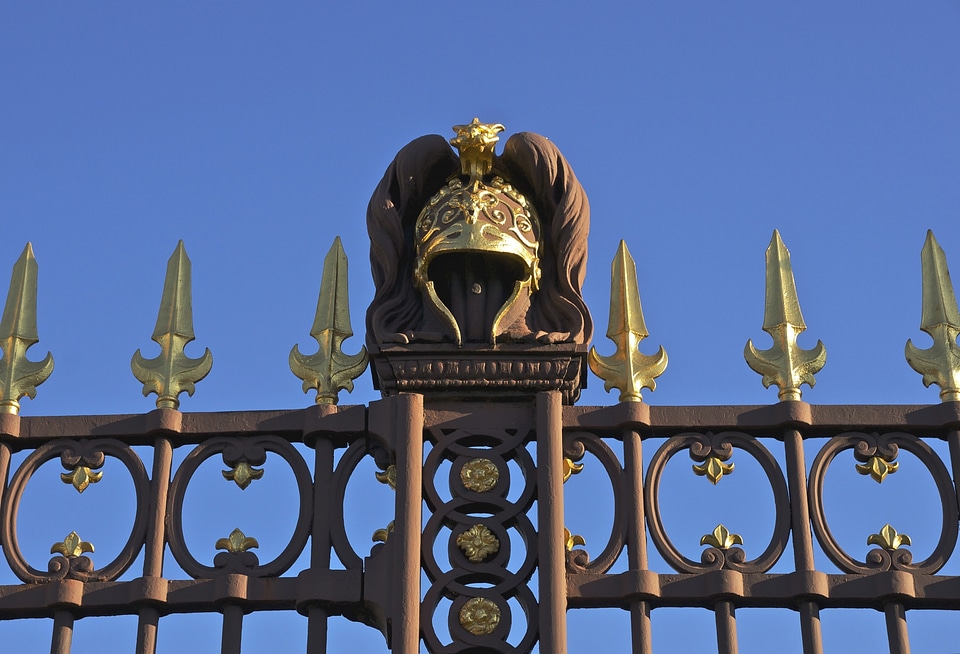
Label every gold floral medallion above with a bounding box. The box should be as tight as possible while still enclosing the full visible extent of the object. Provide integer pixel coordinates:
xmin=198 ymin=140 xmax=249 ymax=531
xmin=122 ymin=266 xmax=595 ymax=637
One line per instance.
xmin=460 ymin=458 xmax=499 ymax=493
xmin=458 ymin=597 xmax=500 ymax=636
xmin=456 ymin=524 xmax=500 ymax=562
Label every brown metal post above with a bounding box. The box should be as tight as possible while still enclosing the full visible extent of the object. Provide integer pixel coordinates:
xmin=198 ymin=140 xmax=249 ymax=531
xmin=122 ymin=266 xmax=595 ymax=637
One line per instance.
xmin=798 ymin=602 xmax=822 ymax=654
xmin=884 ymin=602 xmax=910 ymax=654
xmin=307 ymin=435 xmax=334 ymax=654
xmin=136 ymin=608 xmax=160 ymax=654
xmin=307 ymin=607 xmax=329 ymax=654
xmin=714 ymin=600 xmax=738 ymax=654
xmin=537 ymin=391 xmax=567 ymax=654
xmin=624 ymin=429 xmax=652 ymax=654
xmin=393 ymin=393 xmax=424 ymax=654
xmin=0 ymin=414 xmax=18 ymax=547
xmin=784 ymin=428 xmax=823 ymax=654
xmin=0 ymin=444 xmax=11 ymax=514
xmin=50 ymin=609 xmax=74 ymax=654
xmin=136 ymin=436 xmax=173 ymax=654
xmin=220 ymin=604 xmax=244 ymax=654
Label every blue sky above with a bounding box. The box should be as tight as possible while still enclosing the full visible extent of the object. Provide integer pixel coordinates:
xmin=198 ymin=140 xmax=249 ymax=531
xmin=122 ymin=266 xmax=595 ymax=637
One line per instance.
xmin=1 ymin=2 xmax=959 ymax=651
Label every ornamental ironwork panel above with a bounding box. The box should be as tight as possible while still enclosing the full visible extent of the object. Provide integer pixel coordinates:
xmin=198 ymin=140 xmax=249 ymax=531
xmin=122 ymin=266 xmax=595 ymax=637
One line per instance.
xmin=2 ymin=120 xmax=960 ymax=654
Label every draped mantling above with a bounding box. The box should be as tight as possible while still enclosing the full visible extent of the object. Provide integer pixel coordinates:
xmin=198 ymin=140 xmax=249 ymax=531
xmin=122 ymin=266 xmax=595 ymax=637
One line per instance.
xmin=366 ymin=130 xmax=592 ymax=348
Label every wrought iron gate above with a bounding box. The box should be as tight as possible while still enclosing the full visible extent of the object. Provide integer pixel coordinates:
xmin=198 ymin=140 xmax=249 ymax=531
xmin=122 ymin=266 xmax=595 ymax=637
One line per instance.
xmin=1 ymin=120 xmax=959 ymax=653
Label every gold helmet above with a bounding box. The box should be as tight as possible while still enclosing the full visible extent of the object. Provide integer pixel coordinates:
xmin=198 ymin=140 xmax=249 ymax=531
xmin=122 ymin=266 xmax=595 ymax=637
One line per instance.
xmin=413 ymin=120 xmax=542 ymax=344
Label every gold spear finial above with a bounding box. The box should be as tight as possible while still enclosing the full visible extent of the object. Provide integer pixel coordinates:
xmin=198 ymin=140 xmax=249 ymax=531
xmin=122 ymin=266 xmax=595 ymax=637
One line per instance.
xmin=744 ymin=230 xmax=826 ymax=401
xmin=905 ymin=231 xmax=960 ymax=402
xmin=0 ymin=244 xmax=54 ymax=415
xmin=289 ymin=237 xmax=368 ymax=405
xmin=131 ymin=241 xmax=213 ymax=409
xmin=588 ymin=241 xmax=667 ymax=402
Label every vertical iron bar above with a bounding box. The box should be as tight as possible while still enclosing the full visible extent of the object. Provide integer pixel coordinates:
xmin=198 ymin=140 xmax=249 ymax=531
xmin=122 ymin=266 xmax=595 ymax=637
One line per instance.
xmin=136 ymin=436 xmax=173 ymax=654
xmin=947 ymin=429 xmax=960 ymax=516
xmin=798 ymin=602 xmax=822 ymax=654
xmin=307 ymin=438 xmax=333 ymax=654
xmin=714 ymin=600 xmax=738 ymax=654
xmin=0 ymin=417 xmax=17 ymax=586
xmin=220 ymin=604 xmax=244 ymax=654
xmin=311 ymin=437 xmax=334 ymax=568
xmin=884 ymin=602 xmax=910 ymax=654
xmin=136 ymin=608 xmax=160 ymax=654
xmin=0 ymin=443 xmax=11 ymax=514
xmin=784 ymin=428 xmax=823 ymax=654
xmin=307 ymin=607 xmax=329 ymax=653
xmin=50 ymin=610 xmax=74 ymax=654
xmin=624 ymin=429 xmax=652 ymax=654
xmin=307 ymin=435 xmax=334 ymax=654
xmin=393 ymin=393 xmax=424 ymax=654
xmin=537 ymin=391 xmax=567 ymax=654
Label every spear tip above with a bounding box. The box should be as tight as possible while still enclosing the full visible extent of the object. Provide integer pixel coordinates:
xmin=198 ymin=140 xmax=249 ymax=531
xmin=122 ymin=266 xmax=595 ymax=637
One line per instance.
xmin=607 ymin=240 xmax=648 ymax=339
xmin=292 ymin=236 xmax=368 ymax=404
xmin=762 ymin=229 xmax=806 ymax=332
xmin=312 ymin=237 xmax=352 ymax=337
xmin=918 ymin=230 xmax=960 ymax=331
xmin=0 ymin=242 xmax=41 ymax=343
xmin=152 ymin=240 xmax=196 ymax=342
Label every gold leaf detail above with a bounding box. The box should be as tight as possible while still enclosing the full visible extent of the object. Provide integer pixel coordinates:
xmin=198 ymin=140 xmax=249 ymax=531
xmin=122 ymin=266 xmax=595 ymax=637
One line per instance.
xmin=700 ymin=524 xmax=744 ymax=550
xmin=855 ymin=456 xmax=899 ymax=484
xmin=372 ymin=520 xmax=395 ymax=543
xmin=50 ymin=531 xmax=94 ymax=558
xmin=458 ymin=597 xmax=500 ymax=636
xmin=867 ymin=524 xmax=912 ymax=551
xmin=60 ymin=465 xmax=103 ymax=493
xmin=562 ymin=457 xmax=584 ymax=483
xmin=456 ymin=524 xmax=500 ymax=562
xmin=221 ymin=462 xmax=264 ymax=490
xmin=563 ymin=527 xmax=586 ymax=552
xmin=375 ymin=464 xmax=397 ymax=490
xmin=460 ymin=458 xmax=499 ymax=493
xmin=215 ymin=528 xmax=259 ymax=553
xmin=692 ymin=456 xmax=734 ymax=485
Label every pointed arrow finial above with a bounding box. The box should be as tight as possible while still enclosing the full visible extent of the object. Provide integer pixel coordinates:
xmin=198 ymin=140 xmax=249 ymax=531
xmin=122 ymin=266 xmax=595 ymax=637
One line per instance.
xmin=131 ymin=241 xmax=213 ymax=409
xmin=290 ymin=237 xmax=368 ymax=404
xmin=0 ymin=244 xmax=54 ymax=414
xmin=744 ymin=231 xmax=826 ymax=401
xmin=588 ymin=240 xmax=667 ymax=402
xmin=905 ymin=231 xmax=960 ymax=402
